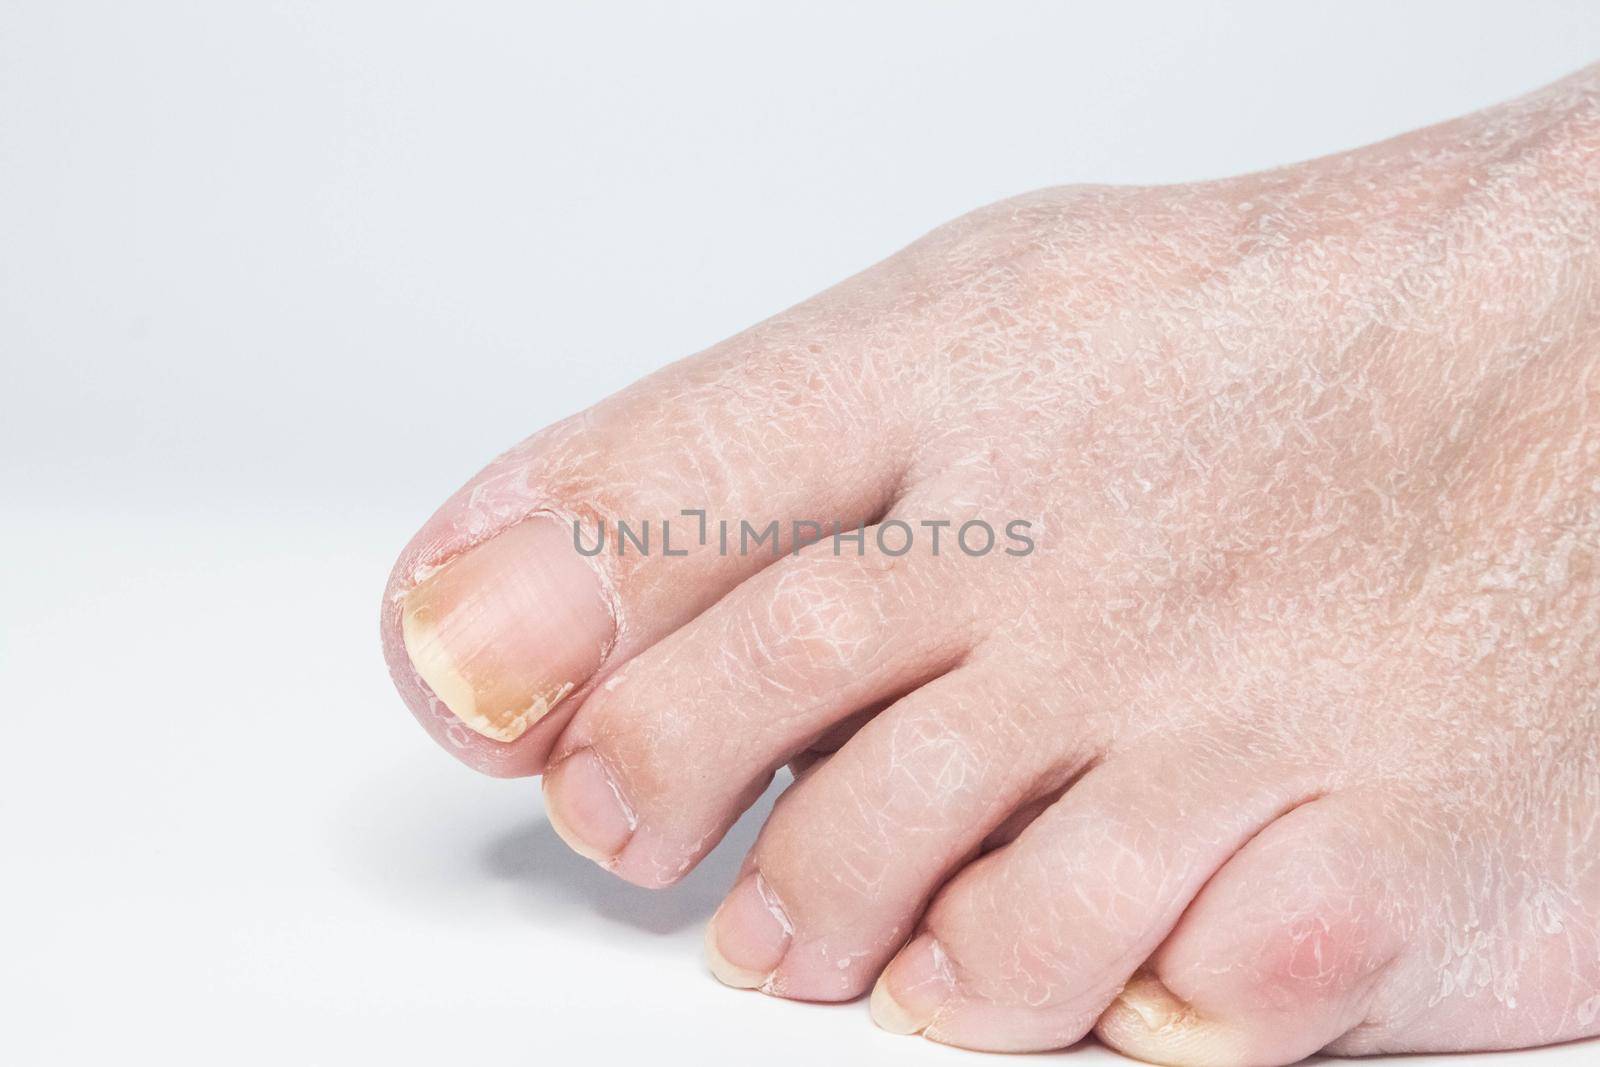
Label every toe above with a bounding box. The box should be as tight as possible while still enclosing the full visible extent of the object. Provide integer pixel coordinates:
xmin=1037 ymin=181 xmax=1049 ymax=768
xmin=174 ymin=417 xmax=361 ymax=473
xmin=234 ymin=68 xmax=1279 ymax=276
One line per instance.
xmin=381 ymin=307 xmax=920 ymax=775
xmin=1096 ymin=794 xmax=1402 ymax=1066
xmin=541 ymin=541 xmax=981 ymax=886
xmin=870 ymin=729 xmax=1326 ymax=1052
xmin=704 ymin=664 xmax=1091 ymax=999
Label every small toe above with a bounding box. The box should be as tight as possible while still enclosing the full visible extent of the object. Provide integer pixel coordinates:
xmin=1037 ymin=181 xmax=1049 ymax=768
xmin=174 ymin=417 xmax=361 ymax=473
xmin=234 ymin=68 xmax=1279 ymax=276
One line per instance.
xmin=871 ymin=728 xmax=1326 ymax=1052
xmin=543 ymin=541 xmax=980 ymax=886
xmin=1096 ymin=793 xmax=1403 ymax=1066
xmin=705 ymin=664 xmax=1091 ymax=1000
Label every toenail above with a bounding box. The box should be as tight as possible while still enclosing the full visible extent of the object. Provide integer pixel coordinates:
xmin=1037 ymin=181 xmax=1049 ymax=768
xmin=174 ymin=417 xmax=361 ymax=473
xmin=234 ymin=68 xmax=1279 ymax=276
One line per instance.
xmin=870 ymin=933 xmax=954 ymax=1036
xmin=1098 ymin=972 xmax=1245 ymax=1066
xmin=1112 ymin=972 xmax=1187 ymax=1031
xmin=705 ymin=872 xmax=792 ymax=990
xmin=400 ymin=514 xmax=615 ymax=743
xmin=541 ymin=748 xmax=635 ymax=865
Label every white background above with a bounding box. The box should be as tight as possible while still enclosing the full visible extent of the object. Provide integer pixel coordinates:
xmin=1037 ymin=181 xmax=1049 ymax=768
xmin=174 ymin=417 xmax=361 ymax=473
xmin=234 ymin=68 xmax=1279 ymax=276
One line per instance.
xmin=4 ymin=3 xmax=1599 ymax=1063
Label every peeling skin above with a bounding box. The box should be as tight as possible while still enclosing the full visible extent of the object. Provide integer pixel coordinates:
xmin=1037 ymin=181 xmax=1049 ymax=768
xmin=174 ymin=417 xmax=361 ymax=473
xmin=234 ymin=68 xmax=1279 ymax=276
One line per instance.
xmin=383 ymin=66 xmax=1600 ymax=1057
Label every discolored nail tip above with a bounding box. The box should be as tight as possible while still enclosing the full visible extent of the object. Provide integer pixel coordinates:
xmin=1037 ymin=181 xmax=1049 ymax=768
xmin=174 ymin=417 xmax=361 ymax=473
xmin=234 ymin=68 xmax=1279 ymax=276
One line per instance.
xmin=1096 ymin=973 xmax=1256 ymax=1067
xmin=543 ymin=783 xmax=620 ymax=867
xmin=704 ymin=925 xmax=769 ymax=990
xmin=869 ymin=979 xmax=927 ymax=1035
xmin=1112 ymin=973 xmax=1185 ymax=1033
xmin=401 ymin=608 xmax=484 ymax=726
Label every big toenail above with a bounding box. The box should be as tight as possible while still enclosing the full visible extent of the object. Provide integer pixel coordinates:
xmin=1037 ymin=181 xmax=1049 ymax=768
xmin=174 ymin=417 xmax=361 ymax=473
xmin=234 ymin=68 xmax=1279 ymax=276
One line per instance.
xmin=705 ymin=873 xmax=792 ymax=990
xmin=400 ymin=514 xmax=615 ymax=742
xmin=542 ymin=748 xmax=635 ymax=865
xmin=870 ymin=933 xmax=954 ymax=1036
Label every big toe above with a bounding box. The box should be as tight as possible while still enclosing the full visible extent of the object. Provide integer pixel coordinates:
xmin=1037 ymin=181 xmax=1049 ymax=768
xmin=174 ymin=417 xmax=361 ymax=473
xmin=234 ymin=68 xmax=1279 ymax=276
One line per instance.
xmin=381 ymin=292 xmax=924 ymax=775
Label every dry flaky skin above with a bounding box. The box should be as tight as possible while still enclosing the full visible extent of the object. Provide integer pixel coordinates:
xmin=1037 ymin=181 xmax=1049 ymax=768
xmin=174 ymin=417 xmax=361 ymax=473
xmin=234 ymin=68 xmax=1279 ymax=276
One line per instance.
xmin=382 ymin=66 xmax=1600 ymax=1061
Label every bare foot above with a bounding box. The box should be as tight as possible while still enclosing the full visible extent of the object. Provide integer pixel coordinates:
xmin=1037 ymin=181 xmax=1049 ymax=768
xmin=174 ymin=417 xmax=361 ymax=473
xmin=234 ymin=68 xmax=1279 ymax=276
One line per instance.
xmin=383 ymin=66 xmax=1600 ymax=1064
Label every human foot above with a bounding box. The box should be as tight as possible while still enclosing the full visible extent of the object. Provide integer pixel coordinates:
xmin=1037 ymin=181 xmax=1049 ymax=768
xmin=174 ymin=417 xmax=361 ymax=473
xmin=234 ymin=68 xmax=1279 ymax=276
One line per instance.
xmin=382 ymin=67 xmax=1600 ymax=1063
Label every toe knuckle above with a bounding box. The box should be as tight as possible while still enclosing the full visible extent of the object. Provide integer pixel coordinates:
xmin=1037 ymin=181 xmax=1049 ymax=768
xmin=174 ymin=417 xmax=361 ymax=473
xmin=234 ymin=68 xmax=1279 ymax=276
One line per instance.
xmin=737 ymin=557 xmax=891 ymax=690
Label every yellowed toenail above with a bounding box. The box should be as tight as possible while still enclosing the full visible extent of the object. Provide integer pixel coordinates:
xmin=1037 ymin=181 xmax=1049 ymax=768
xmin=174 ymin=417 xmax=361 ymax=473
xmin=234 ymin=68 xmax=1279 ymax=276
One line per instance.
xmin=1097 ymin=973 xmax=1255 ymax=1067
xmin=398 ymin=515 xmax=613 ymax=743
xmin=1117 ymin=972 xmax=1187 ymax=1031
xmin=404 ymin=602 xmax=576 ymax=741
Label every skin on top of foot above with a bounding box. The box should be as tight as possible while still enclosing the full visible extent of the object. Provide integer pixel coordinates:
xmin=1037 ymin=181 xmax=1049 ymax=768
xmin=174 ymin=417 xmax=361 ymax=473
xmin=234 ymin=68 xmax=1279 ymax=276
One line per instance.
xmin=383 ymin=65 xmax=1600 ymax=1064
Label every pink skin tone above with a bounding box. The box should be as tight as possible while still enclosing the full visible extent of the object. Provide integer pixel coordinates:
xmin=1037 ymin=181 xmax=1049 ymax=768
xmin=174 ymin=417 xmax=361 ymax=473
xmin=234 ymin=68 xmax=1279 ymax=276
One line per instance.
xmin=382 ymin=67 xmax=1600 ymax=1064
